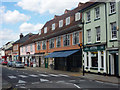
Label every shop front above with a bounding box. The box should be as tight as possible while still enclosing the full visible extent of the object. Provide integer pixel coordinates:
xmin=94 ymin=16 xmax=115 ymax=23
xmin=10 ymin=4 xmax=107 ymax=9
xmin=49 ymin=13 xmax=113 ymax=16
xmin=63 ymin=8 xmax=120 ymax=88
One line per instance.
xmin=12 ymin=52 xmax=19 ymax=61
xmin=83 ymin=45 xmax=106 ymax=74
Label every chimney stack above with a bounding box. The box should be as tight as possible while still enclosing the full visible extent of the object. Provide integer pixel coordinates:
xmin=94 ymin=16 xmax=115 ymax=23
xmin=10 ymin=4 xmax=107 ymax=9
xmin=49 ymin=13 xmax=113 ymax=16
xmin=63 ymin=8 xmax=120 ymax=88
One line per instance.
xmin=64 ymin=9 xmax=70 ymax=14
xmin=20 ymin=33 xmax=23 ymax=39
xmin=78 ymin=2 xmax=83 ymax=7
xmin=54 ymin=15 xmax=59 ymax=19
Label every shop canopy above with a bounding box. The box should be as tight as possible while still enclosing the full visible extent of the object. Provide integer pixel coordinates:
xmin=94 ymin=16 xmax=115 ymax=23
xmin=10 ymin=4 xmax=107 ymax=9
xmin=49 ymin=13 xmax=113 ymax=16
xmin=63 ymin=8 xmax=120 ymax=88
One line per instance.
xmin=45 ymin=50 xmax=79 ymax=58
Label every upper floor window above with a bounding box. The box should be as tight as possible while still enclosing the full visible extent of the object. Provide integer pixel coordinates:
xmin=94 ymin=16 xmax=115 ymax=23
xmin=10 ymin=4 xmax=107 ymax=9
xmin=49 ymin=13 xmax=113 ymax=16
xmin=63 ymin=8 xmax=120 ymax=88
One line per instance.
xmin=95 ymin=7 xmax=100 ymax=19
xmin=42 ymin=41 xmax=46 ymax=50
xmin=25 ymin=46 xmax=27 ymax=52
xmin=37 ymin=42 xmax=41 ymax=50
xmin=13 ymin=45 xmax=18 ymax=50
xmin=96 ymin=27 xmax=101 ymax=42
xmin=22 ymin=47 xmax=23 ymax=53
xmin=56 ymin=36 xmax=61 ymax=48
xmin=30 ymin=44 xmax=33 ymax=52
xmin=87 ymin=29 xmax=91 ymax=43
xmin=75 ymin=12 xmax=80 ymax=21
xmin=63 ymin=34 xmax=70 ymax=46
xmin=52 ymin=23 xmax=55 ymax=30
xmin=111 ymin=22 xmax=117 ymax=39
xmin=44 ymin=27 xmax=47 ymax=33
xmin=39 ymin=29 xmax=41 ymax=35
xmin=110 ymin=2 xmax=116 ymax=14
xmin=86 ymin=11 xmax=91 ymax=22
xmin=73 ymin=32 xmax=79 ymax=45
xmin=66 ymin=17 xmax=70 ymax=25
xmin=59 ymin=20 xmax=63 ymax=28
xmin=49 ymin=38 xmax=54 ymax=49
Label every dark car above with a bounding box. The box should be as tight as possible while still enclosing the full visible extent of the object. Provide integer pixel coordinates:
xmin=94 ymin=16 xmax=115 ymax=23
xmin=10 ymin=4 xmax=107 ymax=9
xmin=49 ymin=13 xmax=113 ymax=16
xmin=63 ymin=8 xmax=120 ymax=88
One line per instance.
xmin=7 ymin=61 xmax=13 ymax=67
xmin=2 ymin=60 xmax=8 ymax=65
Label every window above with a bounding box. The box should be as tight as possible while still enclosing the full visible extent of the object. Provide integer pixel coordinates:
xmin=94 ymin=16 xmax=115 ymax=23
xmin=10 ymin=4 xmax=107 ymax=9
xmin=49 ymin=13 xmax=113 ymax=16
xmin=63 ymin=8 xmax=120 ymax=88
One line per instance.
xmin=66 ymin=17 xmax=70 ymax=25
xmin=39 ymin=29 xmax=41 ymax=35
xmin=56 ymin=36 xmax=61 ymax=47
xmin=25 ymin=46 xmax=27 ymax=52
xmin=110 ymin=2 xmax=116 ymax=14
xmin=52 ymin=23 xmax=55 ymax=30
xmin=95 ymin=7 xmax=100 ymax=19
xmin=49 ymin=38 xmax=54 ymax=49
xmin=59 ymin=20 xmax=63 ymax=27
xmin=22 ymin=47 xmax=23 ymax=53
xmin=87 ymin=29 xmax=91 ymax=43
xmin=96 ymin=27 xmax=100 ymax=42
xmin=30 ymin=44 xmax=33 ymax=52
xmin=111 ymin=22 xmax=117 ymax=39
xmin=13 ymin=45 xmax=18 ymax=50
xmin=73 ymin=32 xmax=79 ymax=45
xmin=37 ymin=42 xmax=41 ymax=50
xmin=63 ymin=34 xmax=70 ymax=46
xmin=75 ymin=12 xmax=80 ymax=21
xmin=91 ymin=52 xmax=98 ymax=67
xmin=86 ymin=11 xmax=90 ymax=21
xmin=42 ymin=41 xmax=46 ymax=50
xmin=44 ymin=27 xmax=47 ymax=33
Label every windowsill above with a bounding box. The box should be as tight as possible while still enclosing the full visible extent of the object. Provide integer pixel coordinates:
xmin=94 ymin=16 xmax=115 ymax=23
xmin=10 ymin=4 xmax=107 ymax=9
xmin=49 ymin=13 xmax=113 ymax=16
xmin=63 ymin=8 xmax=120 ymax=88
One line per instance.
xmin=86 ymin=21 xmax=91 ymax=24
xmin=94 ymin=41 xmax=101 ymax=44
xmin=86 ymin=43 xmax=92 ymax=45
xmin=109 ymin=39 xmax=117 ymax=42
xmin=109 ymin=12 xmax=116 ymax=16
xmin=94 ymin=18 xmax=100 ymax=21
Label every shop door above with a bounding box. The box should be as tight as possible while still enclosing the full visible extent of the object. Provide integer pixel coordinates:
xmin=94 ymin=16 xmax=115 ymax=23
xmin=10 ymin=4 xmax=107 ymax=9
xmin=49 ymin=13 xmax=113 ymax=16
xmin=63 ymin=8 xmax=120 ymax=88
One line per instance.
xmin=114 ymin=54 xmax=119 ymax=76
xmin=45 ymin=58 xmax=48 ymax=68
xmin=39 ymin=57 xmax=41 ymax=67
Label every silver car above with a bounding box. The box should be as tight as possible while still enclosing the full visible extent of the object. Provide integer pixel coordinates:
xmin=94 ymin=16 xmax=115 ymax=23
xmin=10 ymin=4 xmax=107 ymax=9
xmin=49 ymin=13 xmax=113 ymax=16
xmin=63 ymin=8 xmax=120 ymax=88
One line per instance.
xmin=12 ymin=61 xmax=24 ymax=68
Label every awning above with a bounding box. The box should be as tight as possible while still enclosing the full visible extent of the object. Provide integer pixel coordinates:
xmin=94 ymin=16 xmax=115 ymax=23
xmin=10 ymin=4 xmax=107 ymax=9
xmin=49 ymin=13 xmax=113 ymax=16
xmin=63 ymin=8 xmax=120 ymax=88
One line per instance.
xmin=45 ymin=50 xmax=79 ymax=58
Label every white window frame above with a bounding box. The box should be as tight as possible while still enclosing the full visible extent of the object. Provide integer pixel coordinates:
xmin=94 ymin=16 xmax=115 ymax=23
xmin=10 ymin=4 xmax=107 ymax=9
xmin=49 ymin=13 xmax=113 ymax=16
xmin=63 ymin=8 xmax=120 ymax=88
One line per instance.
xmin=72 ymin=32 xmax=79 ymax=45
xmin=110 ymin=2 xmax=116 ymax=14
xmin=44 ymin=27 xmax=47 ymax=33
xmin=59 ymin=20 xmax=63 ymax=28
xmin=52 ymin=23 xmax=55 ymax=30
xmin=56 ymin=36 xmax=61 ymax=48
xmin=63 ymin=34 xmax=70 ymax=46
xmin=96 ymin=26 xmax=101 ymax=42
xmin=75 ymin=12 xmax=80 ymax=21
xmin=49 ymin=38 xmax=54 ymax=49
xmin=30 ymin=44 xmax=33 ymax=52
xmin=95 ymin=7 xmax=100 ymax=19
xmin=87 ymin=29 xmax=91 ymax=43
xmin=86 ymin=11 xmax=91 ymax=22
xmin=42 ymin=41 xmax=46 ymax=50
xmin=111 ymin=22 xmax=117 ymax=40
xmin=66 ymin=17 xmax=70 ymax=25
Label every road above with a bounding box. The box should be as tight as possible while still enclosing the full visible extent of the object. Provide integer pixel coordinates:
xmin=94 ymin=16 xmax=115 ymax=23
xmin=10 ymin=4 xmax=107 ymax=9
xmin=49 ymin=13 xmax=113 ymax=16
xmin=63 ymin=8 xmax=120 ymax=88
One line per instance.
xmin=2 ymin=65 xmax=119 ymax=90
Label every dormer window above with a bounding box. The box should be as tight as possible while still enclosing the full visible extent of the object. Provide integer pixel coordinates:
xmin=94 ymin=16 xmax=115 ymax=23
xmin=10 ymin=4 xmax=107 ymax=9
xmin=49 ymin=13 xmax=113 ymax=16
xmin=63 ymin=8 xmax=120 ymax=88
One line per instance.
xmin=44 ymin=27 xmax=47 ymax=33
xmin=52 ymin=23 xmax=55 ymax=30
xmin=59 ymin=20 xmax=63 ymax=28
xmin=75 ymin=12 xmax=80 ymax=21
xmin=66 ymin=17 xmax=70 ymax=25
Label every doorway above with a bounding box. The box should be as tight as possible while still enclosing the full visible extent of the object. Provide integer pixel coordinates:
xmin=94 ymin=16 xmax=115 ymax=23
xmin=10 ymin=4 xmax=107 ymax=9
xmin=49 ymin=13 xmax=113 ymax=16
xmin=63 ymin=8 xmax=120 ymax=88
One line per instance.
xmin=39 ymin=57 xmax=41 ymax=67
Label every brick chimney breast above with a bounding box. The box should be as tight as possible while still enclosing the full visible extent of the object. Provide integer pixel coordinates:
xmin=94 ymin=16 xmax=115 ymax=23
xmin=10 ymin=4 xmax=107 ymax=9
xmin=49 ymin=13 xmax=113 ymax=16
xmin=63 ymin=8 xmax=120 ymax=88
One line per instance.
xmin=20 ymin=33 xmax=23 ymax=39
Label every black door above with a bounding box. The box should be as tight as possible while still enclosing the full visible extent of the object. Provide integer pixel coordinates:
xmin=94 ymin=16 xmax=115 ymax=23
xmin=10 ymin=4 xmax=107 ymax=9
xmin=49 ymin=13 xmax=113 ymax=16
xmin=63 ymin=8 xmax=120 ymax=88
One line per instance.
xmin=39 ymin=57 xmax=41 ymax=67
xmin=114 ymin=54 xmax=119 ymax=76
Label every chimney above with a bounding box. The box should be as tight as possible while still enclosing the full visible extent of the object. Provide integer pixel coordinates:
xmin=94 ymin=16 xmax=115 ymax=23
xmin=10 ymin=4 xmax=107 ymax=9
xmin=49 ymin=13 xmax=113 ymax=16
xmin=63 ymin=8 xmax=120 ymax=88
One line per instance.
xmin=20 ymin=33 xmax=23 ymax=39
xmin=54 ymin=15 xmax=59 ymax=19
xmin=78 ymin=2 xmax=83 ymax=7
xmin=64 ymin=9 xmax=70 ymax=14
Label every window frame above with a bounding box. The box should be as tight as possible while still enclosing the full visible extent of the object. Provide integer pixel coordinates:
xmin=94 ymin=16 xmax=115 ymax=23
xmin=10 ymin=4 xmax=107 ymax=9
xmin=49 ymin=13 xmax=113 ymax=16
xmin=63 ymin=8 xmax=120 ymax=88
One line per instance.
xmin=42 ymin=41 xmax=46 ymax=50
xmin=96 ymin=26 xmax=101 ymax=42
xmin=111 ymin=22 xmax=117 ymax=40
xmin=72 ymin=31 xmax=79 ymax=45
xmin=66 ymin=17 xmax=70 ymax=25
xmin=63 ymin=34 xmax=70 ymax=46
xmin=109 ymin=2 xmax=116 ymax=14
xmin=44 ymin=27 xmax=47 ymax=33
xmin=37 ymin=42 xmax=41 ymax=50
xmin=59 ymin=20 xmax=63 ymax=28
xmin=49 ymin=38 xmax=55 ymax=49
xmin=30 ymin=44 xmax=33 ymax=52
xmin=87 ymin=29 xmax=91 ymax=43
xmin=95 ymin=7 xmax=100 ymax=19
xmin=86 ymin=11 xmax=91 ymax=22
xmin=52 ymin=23 xmax=55 ymax=30
xmin=56 ymin=36 xmax=61 ymax=48
xmin=75 ymin=12 xmax=80 ymax=21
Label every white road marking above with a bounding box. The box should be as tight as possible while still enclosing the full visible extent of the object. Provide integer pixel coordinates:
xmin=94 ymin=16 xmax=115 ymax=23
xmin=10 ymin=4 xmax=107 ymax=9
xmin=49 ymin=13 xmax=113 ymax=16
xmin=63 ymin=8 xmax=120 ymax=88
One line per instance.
xmin=19 ymin=86 xmax=26 ymax=88
xmin=79 ymin=80 xmax=86 ymax=82
xmin=18 ymin=80 xmax=26 ymax=84
xmin=56 ymin=81 xmax=65 ymax=83
xmin=49 ymin=74 xmax=59 ymax=77
xmin=39 ymin=74 xmax=49 ymax=77
xmin=29 ymin=75 xmax=38 ymax=77
xmin=40 ymin=79 xmax=49 ymax=82
xmin=74 ymin=84 xmax=81 ymax=88
xmin=58 ymin=74 xmax=69 ymax=77
xmin=18 ymin=75 xmax=28 ymax=78
xmin=32 ymin=82 xmax=40 ymax=84
xmin=8 ymin=76 xmax=17 ymax=79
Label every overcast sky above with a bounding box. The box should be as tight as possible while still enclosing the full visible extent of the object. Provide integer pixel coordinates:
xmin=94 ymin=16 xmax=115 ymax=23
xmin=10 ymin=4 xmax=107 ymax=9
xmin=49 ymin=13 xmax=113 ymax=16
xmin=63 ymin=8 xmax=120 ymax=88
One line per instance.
xmin=0 ymin=0 xmax=89 ymax=47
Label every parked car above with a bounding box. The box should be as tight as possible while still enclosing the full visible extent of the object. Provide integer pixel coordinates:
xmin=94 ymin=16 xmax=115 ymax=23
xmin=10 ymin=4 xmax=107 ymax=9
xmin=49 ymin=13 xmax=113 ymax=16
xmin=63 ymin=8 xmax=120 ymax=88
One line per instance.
xmin=7 ymin=61 xmax=13 ymax=67
xmin=2 ymin=60 xmax=8 ymax=65
xmin=12 ymin=61 xmax=24 ymax=68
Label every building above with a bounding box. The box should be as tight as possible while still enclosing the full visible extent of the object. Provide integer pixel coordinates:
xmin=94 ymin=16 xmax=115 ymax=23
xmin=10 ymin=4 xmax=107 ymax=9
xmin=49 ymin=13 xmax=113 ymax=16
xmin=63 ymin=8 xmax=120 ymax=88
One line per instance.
xmin=31 ymin=2 xmax=84 ymax=71
xmin=5 ymin=47 xmax=13 ymax=61
xmin=0 ymin=48 xmax=5 ymax=61
xmin=12 ymin=33 xmax=35 ymax=61
xmin=82 ymin=1 xmax=120 ymax=77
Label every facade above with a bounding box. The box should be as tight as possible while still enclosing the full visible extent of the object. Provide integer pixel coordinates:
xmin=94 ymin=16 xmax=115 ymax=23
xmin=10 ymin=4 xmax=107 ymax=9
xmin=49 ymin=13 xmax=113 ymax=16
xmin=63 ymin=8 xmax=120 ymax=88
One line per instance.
xmin=82 ymin=1 xmax=120 ymax=77
xmin=31 ymin=3 xmax=84 ymax=71
xmin=5 ymin=47 xmax=13 ymax=61
xmin=0 ymin=48 xmax=5 ymax=61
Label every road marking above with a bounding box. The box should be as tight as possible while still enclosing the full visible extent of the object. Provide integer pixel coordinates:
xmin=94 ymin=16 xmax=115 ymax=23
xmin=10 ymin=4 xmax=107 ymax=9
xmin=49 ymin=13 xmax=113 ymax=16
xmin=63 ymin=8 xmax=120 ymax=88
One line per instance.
xmin=74 ymin=84 xmax=81 ymax=88
xmin=49 ymin=74 xmax=59 ymax=77
xmin=8 ymin=76 xmax=17 ymax=79
xmin=56 ymin=81 xmax=65 ymax=83
xmin=29 ymin=74 xmax=38 ymax=77
xmin=58 ymin=74 xmax=69 ymax=77
xmin=18 ymin=80 xmax=26 ymax=84
xmin=32 ymin=82 xmax=40 ymax=84
xmin=40 ymin=79 xmax=49 ymax=82
xmin=18 ymin=75 xmax=28 ymax=78
xmin=39 ymin=74 xmax=49 ymax=77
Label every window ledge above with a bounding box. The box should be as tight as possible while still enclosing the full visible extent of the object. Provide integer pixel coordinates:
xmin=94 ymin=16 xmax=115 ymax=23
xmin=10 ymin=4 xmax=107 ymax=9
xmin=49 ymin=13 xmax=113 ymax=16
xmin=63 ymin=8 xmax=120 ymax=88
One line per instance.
xmin=86 ymin=43 xmax=92 ymax=45
xmin=109 ymin=39 xmax=117 ymax=42
xmin=94 ymin=42 xmax=101 ymax=44
xmin=86 ymin=21 xmax=91 ymax=24
xmin=109 ymin=12 xmax=116 ymax=16
xmin=94 ymin=18 xmax=100 ymax=21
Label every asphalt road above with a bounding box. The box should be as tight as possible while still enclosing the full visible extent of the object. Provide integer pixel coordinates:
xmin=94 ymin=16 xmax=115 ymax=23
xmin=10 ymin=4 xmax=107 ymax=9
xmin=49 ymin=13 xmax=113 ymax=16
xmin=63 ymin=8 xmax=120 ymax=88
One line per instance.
xmin=2 ymin=65 xmax=119 ymax=90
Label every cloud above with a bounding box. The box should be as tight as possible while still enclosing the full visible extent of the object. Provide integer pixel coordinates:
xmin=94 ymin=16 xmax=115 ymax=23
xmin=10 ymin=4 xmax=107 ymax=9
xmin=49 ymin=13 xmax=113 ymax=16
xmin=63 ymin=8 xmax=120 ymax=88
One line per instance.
xmin=0 ymin=6 xmax=31 ymax=24
xmin=17 ymin=0 xmax=89 ymax=15
xmin=19 ymin=22 xmax=44 ymax=33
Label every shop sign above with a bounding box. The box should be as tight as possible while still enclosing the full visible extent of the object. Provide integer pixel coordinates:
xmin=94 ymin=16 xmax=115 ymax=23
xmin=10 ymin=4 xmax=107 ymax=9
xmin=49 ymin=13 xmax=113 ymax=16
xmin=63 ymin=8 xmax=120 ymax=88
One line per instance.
xmin=84 ymin=45 xmax=105 ymax=52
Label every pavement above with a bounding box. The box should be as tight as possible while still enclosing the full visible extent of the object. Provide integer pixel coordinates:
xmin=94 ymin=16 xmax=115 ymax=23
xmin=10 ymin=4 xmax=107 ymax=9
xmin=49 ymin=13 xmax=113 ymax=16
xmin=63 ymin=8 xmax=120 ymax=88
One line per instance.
xmin=25 ymin=66 xmax=120 ymax=84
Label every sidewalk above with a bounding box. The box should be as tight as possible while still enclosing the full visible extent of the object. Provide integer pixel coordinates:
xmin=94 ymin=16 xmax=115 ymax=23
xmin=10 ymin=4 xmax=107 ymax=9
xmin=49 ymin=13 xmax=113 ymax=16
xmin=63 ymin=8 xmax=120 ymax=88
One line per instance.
xmin=26 ymin=66 xmax=120 ymax=84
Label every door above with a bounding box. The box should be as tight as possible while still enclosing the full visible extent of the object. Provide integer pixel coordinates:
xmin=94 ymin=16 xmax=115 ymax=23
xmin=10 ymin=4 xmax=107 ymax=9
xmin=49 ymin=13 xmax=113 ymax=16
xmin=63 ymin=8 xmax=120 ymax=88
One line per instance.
xmin=114 ymin=53 xmax=119 ymax=76
xmin=39 ymin=57 xmax=41 ymax=67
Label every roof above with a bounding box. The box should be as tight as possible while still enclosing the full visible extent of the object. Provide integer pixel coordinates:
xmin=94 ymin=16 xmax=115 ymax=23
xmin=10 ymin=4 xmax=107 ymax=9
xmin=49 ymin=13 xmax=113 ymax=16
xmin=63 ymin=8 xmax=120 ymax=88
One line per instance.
xmin=13 ymin=33 xmax=35 ymax=45
xmin=5 ymin=46 xmax=13 ymax=51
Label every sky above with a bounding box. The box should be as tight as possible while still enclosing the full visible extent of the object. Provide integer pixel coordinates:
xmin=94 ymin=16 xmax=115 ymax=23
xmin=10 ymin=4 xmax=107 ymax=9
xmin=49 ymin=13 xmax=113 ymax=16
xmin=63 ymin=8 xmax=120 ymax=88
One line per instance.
xmin=0 ymin=0 xmax=89 ymax=47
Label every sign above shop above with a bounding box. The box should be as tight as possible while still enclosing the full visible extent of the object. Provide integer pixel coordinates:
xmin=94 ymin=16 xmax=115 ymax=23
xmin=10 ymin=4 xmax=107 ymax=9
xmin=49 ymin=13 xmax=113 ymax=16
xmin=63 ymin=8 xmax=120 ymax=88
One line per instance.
xmin=84 ymin=45 xmax=105 ymax=52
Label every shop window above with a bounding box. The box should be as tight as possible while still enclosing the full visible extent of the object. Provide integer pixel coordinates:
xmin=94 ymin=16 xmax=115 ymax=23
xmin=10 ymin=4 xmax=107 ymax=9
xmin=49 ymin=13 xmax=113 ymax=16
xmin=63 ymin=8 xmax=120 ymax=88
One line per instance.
xmin=49 ymin=38 xmax=54 ymax=49
xmin=101 ymin=51 xmax=104 ymax=68
xmin=63 ymin=34 xmax=70 ymax=46
xmin=91 ymin=52 xmax=98 ymax=67
xmin=56 ymin=36 xmax=61 ymax=48
xmin=87 ymin=56 xmax=89 ymax=66
xmin=73 ymin=32 xmax=79 ymax=45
